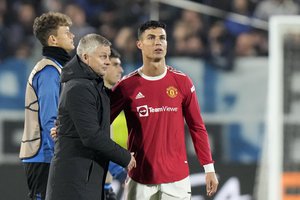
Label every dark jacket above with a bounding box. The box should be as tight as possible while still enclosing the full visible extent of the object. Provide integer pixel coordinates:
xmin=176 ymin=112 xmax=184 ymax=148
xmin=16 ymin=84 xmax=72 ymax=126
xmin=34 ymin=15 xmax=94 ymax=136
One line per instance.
xmin=46 ymin=55 xmax=131 ymax=200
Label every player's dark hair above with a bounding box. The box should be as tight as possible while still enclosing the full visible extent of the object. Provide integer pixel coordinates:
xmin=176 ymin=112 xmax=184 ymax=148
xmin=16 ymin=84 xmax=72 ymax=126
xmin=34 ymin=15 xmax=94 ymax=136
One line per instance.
xmin=110 ymin=48 xmax=121 ymax=59
xmin=137 ymin=20 xmax=166 ymax=39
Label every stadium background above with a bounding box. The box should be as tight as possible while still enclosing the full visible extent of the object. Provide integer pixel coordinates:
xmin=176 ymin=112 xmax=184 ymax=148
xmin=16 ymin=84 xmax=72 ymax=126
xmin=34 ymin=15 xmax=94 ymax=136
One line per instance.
xmin=0 ymin=0 xmax=299 ymax=199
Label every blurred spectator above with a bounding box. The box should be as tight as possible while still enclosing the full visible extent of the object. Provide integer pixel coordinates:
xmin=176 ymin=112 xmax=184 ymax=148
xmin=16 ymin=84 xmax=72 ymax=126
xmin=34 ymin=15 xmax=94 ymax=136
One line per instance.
xmin=114 ymin=26 xmax=140 ymax=65
xmin=170 ymin=10 xmax=206 ymax=57
xmin=224 ymin=0 xmax=257 ymax=59
xmin=171 ymin=21 xmax=206 ymax=57
xmin=0 ymin=0 xmax=8 ymax=62
xmin=235 ymin=30 xmax=268 ymax=56
xmin=98 ymin=23 xmax=118 ymax=42
xmin=225 ymin=0 xmax=253 ymax=37
xmin=6 ymin=2 xmax=36 ymax=58
xmin=171 ymin=21 xmax=191 ymax=56
xmin=251 ymin=30 xmax=268 ymax=56
xmin=0 ymin=0 xmax=6 ymax=13
xmin=96 ymin=5 xmax=118 ymax=42
xmin=181 ymin=10 xmax=205 ymax=37
xmin=234 ymin=33 xmax=257 ymax=56
xmin=186 ymin=35 xmax=206 ymax=57
xmin=41 ymin=0 xmax=63 ymax=12
xmin=115 ymin=0 xmax=149 ymax=26
xmin=254 ymin=0 xmax=300 ymax=21
xmin=206 ymin=21 xmax=235 ymax=70
xmin=64 ymin=3 xmax=96 ymax=47
xmin=72 ymin=0 xmax=111 ymax=26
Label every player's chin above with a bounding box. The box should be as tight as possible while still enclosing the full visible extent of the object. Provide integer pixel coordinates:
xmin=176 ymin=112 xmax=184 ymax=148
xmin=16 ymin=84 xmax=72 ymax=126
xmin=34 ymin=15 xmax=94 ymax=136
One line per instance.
xmin=153 ymin=53 xmax=165 ymax=59
xmin=153 ymin=57 xmax=163 ymax=62
xmin=66 ymin=44 xmax=75 ymax=52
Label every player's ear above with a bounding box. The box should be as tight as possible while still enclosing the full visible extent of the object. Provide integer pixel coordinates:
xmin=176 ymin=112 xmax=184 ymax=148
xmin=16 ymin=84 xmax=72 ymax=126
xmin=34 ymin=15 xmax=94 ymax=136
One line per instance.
xmin=136 ymin=40 xmax=142 ymax=50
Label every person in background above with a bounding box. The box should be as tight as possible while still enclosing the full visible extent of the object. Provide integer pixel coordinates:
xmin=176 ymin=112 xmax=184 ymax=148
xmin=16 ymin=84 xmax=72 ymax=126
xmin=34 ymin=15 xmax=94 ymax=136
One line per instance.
xmin=110 ymin=20 xmax=219 ymax=200
xmin=19 ymin=12 xmax=75 ymax=200
xmin=104 ymin=48 xmax=128 ymax=149
xmin=103 ymin=48 xmax=127 ymax=200
xmin=45 ymin=33 xmax=136 ymax=200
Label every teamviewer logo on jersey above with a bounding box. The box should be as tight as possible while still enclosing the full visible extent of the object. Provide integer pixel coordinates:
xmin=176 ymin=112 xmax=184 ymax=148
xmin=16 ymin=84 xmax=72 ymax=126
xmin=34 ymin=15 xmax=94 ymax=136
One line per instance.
xmin=137 ymin=105 xmax=149 ymax=117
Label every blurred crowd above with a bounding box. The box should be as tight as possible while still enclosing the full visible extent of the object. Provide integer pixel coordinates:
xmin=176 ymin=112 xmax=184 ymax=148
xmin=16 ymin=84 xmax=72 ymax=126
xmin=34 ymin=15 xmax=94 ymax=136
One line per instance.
xmin=0 ymin=0 xmax=300 ymax=71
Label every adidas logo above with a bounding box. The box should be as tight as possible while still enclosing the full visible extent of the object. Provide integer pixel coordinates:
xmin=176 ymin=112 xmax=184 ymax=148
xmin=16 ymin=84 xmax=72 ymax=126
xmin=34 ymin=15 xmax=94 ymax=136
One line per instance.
xmin=135 ymin=92 xmax=145 ymax=99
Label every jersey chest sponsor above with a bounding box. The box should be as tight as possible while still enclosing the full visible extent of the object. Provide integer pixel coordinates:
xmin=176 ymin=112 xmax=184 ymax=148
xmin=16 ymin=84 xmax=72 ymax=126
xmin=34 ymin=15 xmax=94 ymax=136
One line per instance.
xmin=136 ymin=105 xmax=178 ymax=117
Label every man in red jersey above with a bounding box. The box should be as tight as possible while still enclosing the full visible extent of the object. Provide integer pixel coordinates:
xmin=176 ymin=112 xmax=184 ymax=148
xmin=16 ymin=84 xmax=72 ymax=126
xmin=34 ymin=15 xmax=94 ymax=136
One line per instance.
xmin=110 ymin=20 xmax=219 ymax=200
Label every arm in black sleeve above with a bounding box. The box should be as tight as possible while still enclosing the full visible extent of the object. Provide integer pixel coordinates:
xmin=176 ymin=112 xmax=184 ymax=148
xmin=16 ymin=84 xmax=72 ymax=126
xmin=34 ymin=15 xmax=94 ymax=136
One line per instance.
xmin=66 ymin=83 xmax=130 ymax=167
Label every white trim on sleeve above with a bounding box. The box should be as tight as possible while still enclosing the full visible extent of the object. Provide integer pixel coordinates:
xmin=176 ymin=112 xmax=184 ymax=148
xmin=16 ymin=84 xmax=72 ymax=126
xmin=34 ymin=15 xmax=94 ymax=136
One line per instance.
xmin=203 ymin=163 xmax=215 ymax=173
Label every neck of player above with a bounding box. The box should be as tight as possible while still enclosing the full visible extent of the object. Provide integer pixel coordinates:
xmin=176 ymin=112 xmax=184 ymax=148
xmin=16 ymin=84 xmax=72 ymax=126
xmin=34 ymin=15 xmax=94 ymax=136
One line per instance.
xmin=141 ymin=57 xmax=166 ymax=77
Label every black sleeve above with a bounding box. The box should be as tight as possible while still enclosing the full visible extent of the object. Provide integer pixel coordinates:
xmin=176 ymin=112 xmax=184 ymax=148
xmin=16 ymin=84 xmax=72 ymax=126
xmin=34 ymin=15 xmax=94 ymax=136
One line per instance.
xmin=66 ymin=83 xmax=131 ymax=167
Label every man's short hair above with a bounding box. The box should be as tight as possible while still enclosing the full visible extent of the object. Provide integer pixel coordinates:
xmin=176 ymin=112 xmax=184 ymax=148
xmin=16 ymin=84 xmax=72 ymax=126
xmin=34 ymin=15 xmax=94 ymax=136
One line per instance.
xmin=137 ymin=20 xmax=166 ymax=39
xmin=77 ymin=34 xmax=111 ymax=57
xmin=33 ymin=12 xmax=72 ymax=46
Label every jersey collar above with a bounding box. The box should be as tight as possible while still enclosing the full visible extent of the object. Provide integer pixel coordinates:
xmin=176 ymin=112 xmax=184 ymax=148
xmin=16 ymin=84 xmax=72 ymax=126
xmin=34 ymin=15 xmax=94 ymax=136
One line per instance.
xmin=137 ymin=66 xmax=167 ymax=81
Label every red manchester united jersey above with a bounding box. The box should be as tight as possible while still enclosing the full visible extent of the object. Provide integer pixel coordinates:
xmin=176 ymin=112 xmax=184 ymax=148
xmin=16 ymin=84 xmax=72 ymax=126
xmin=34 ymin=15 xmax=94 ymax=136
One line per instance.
xmin=111 ymin=66 xmax=213 ymax=184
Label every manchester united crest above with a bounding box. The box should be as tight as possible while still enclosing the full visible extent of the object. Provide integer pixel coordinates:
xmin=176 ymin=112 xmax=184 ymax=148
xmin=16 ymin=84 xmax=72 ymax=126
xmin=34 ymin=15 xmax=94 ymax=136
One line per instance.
xmin=166 ymin=86 xmax=178 ymax=98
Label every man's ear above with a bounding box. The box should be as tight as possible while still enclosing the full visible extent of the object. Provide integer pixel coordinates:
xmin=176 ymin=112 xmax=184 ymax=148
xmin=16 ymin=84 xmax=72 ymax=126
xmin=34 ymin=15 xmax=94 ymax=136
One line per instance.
xmin=136 ymin=40 xmax=142 ymax=50
xmin=48 ymin=35 xmax=57 ymax=46
xmin=82 ymin=53 xmax=88 ymax=62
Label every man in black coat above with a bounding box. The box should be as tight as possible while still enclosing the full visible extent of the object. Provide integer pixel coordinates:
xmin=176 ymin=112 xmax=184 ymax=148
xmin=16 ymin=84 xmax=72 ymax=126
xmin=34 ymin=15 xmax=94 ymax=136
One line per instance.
xmin=46 ymin=34 xmax=136 ymax=200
